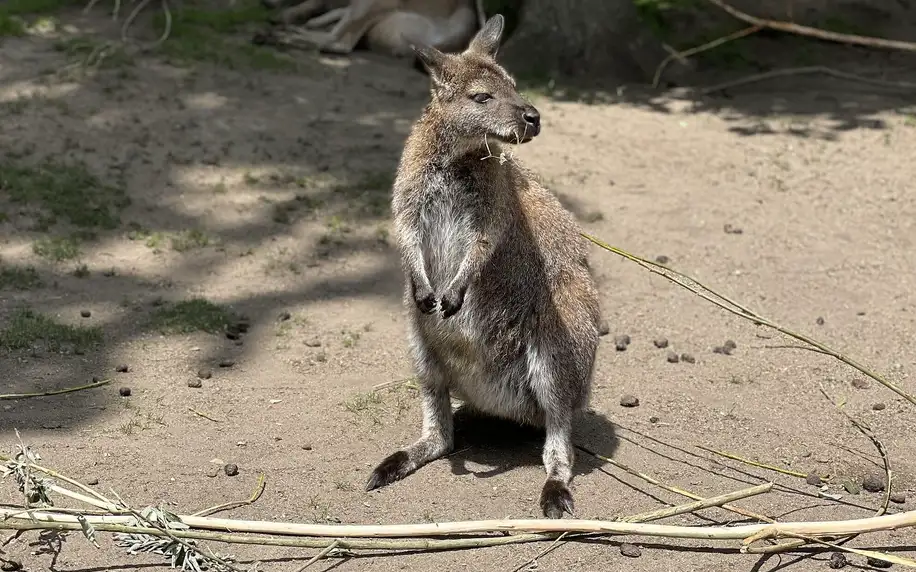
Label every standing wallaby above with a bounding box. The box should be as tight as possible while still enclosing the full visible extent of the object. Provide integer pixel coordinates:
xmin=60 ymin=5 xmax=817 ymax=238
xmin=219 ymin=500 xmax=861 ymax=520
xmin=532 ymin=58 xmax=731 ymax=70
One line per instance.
xmin=366 ymin=14 xmax=601 ymax=519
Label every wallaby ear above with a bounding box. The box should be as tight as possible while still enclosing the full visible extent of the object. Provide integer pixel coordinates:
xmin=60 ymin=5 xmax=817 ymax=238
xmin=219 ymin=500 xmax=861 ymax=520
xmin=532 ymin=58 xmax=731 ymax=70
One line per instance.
xmin=410 ymin=42 xmax=449 ymax=85
xmin=466 ymin=14 xmax=505 ymax=57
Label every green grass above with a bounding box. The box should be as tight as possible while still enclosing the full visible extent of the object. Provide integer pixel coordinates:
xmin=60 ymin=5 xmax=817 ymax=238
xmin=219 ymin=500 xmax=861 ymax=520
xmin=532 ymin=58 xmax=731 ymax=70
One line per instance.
xmin=52 ymin=36 xmax=135 ymax=68
xmin=0 ymin=307 xmax=102 ymax=352
xmin=33 ymin=236 xmax=81 ymax=262
xmin=153 ymin=1 xmax=297 ymax=70
xmin=0 ymin=264 xmax=42 ymax=290
xmin=127 ymin=226 xmax=215 ymax=252
xmin=0 ymin=0 xmax=75 ymax=36
xmin=0 ymin=160 xmax=129 ymax=230
xmin=151 ymin=298 xmax=231 ymax=334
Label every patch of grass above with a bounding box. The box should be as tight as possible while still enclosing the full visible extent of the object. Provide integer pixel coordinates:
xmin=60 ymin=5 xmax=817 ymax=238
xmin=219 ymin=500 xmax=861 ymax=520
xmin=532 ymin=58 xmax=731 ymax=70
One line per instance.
xmin=0 ymin=160 xmax=129 ymax=230
xmin=0 ymin=264 xmax=42 ymax=290
xmin=0 ymin=307 xmax=102 ymax=352
xmin=335 ymin=171 xmax=394 ymax=218
xmin=341 ymin=329 xmax=360 ymax=348
xmin=169 ymin=229 xmax=213 ymax=252
xmin=127 ymin=227 xmax=214 ymax=252
xmin=0 ymin=0 xmax=73 ymax=36
xmin=52 ymin=36 xmax=134 ymax=68
xmin=33 ymin=236 xmax=81 ymax=262
xmin=151 ymin=298 xmax=231 ymax=334
xmin=633 ymin=0 xmax=703 ymax=38
xmin=153 ymin=1 xmax=296 ymax=70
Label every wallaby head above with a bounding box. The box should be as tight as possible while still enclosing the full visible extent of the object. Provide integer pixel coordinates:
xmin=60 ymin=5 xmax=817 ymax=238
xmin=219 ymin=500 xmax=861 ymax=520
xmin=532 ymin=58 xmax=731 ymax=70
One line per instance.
xmin=409 ymin=14 xmax=540 ymax=146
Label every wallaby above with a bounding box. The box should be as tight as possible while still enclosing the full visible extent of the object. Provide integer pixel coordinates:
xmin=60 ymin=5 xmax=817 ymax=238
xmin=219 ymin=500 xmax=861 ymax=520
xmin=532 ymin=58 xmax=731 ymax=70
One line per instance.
xmin=262 ymin=0 xmax=479 ymax=58
xmin=365 ymin=14 xmax=602 ymax=519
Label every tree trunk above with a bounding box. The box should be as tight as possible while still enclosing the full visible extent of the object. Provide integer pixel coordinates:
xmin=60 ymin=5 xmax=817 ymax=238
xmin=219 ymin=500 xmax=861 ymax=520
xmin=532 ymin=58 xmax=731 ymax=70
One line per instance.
xmin=497 ymin=0 xmax=692 ymax=86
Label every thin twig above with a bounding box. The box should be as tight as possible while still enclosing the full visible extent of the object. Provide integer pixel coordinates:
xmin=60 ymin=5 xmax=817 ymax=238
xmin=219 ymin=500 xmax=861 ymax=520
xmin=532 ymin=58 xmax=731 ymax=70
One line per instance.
xmin=653 ymin=25 xmax=762 ymax=88
xmin=580 ymin=233 xmax=916 ymax=408
xmin=191 ymin=473 xmax=267 ymax=517
xmin=700 ymin=66 xmax=916 ymax=94
xmin=295 ymin=539 xmax=340 ymax=571
xmin=188 ymin=407 xmax=223 ymax=423
xmin=0 ymin=379 xmax=111 ymax=401
xmin=695 ymin=445 xmax=813 ymax=480
xmin=0 ymin=454 xmax=120 ymax=512
xmin=704 ymin=0 xmax=916 ymax=52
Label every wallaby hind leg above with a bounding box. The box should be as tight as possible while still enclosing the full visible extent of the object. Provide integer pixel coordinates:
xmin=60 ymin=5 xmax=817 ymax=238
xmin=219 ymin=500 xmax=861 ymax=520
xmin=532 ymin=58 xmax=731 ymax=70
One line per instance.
xmin=538 ymin=409 xmax=576 ymax=518
xmin=305 ymin=6 xmax=347 ymax=29
xmin=272 ymin=0 xmax=327 ymax=26
xmin=366 ymin=346 xmax=454 ymax=490
xmin=320 ymin=0 xmax=396 ymax=54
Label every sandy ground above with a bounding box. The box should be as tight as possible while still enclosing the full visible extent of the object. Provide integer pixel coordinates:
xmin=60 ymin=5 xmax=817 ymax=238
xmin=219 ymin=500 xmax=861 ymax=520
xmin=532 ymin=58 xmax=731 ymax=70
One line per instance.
xmin=2 ymin=5 xmax=916 ymax=572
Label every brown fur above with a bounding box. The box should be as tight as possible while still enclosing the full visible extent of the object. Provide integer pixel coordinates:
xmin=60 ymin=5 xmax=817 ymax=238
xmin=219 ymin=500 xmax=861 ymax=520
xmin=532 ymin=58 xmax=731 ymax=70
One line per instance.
xmin=365 ymin=15 xmax=602 ymax=519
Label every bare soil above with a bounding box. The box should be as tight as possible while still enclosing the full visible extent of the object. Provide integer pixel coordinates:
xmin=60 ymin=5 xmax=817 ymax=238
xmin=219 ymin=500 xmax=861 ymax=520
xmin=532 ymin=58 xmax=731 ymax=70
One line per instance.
xmin=2 ymin=6 xmax=916 ymax=572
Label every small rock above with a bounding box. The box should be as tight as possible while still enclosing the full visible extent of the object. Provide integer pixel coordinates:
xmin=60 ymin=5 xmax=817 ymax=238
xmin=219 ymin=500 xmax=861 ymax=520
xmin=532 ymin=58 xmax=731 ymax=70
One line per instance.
xmin=115 ymin=364 xmax=130 ymax=373
xmin=828 ymin=551 xmax=846 ymax=569
xmin=301 ymin=444 xmax=313 ymax=451
xmin=235 ymin=320 xmax=251 ymax=333
xmin=226 ymin=331 xmax=240 ymax=340
xmin=597 ymin=320 xmax=610 ymax=337
xmin=866 ymin=556 xmax=892 ymax=569
xmin=805 ymin=473 xmax=823 ymax=486
xmin=654 ymin=255 xmax=670 ymax=265
xmin=224 ymin=463 xmax=239 ymax=477
xmin=680 ymin=353 xmax=695 ymax=364
xmin=1 ymin=560 xmax=22 ymax=572
xmin=723 ymin=223 xmax=743 ymax=234
xmin=619 ymin=395 xmax=640 ymax=408
xmin=666 ymin=351 xmax=679 ymax=363
xmin=118 ymin=387 xmax=132 ymax=397
xmin=207 ymin=467 xmax=220 ymax=478
xmin=92 ymin=376 xmax=102 ymax=383
xmin=843 ymin=479 xmax=861 ymax=495
xmin=278 ymin=311 xmax=292 ymax=322
xmin=305 ymin=338 xmax=322 ymax=348
xmin=80 ymin=309 xmax=91 ymax=318
xmin=218 ymin=359 xmax=235 ymax=368
xmin=653 ymin=337 xmax=669 ymax=349
xmin=649 ymin=416 xmax=659 ymax=424
xmin=712 ymin=345 xmax=733 ymax=356
xmin=187 ymin=379 xmax=202 ymax=388
xmin=862 ymin=474 xmax=886 ymax=493
xmin=889 ymin=492 xmax=906 ymax=504
xmin=197 ymin=369 xmax=212 ymax=379
xmin=872 ymin=402 xmax=886 ymax=411
xmin=724 ymin=340 xmax=737 ymax=350
xmin=86 ymin=477 xmax=99 ymax=486
xmin=816 ymin=316 xmax=825 ymax=326
xmin=619 ymin=543 xmax=642 ymax=558
xmin=614 ymin=335 xmax=630 ymax=351
xmin=851 ymin=378 xmax=870 ymax=389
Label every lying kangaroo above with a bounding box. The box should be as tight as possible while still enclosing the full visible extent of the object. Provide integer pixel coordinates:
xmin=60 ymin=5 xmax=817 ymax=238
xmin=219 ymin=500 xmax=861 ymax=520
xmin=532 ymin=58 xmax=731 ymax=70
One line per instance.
xmin=366 ymin=14 xmax=602 ymax=519
xmin=260 ymin=0 xmax=481 ymax=58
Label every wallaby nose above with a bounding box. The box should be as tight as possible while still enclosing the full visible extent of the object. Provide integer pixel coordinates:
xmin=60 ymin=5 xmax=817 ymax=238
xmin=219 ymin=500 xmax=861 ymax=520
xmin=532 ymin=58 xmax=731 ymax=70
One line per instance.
xmin=522 ymin=107 xmax=540 ymax=129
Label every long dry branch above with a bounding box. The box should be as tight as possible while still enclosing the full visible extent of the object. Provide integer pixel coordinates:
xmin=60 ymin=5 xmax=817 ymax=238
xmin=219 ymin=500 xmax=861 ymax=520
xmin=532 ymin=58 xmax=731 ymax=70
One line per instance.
xmin=580 ymin=233 xmax=916 ymax=407
xmin=0 ymin=379 xmax=111 ymax=401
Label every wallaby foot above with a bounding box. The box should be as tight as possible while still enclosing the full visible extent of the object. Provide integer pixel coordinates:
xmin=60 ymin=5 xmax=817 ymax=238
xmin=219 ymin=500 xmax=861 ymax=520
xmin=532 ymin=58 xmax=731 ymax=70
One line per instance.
xmin=366 ymin=376 xmax=453 ymax=491
xmin=539 ymin=479 xmax=574 ymax=519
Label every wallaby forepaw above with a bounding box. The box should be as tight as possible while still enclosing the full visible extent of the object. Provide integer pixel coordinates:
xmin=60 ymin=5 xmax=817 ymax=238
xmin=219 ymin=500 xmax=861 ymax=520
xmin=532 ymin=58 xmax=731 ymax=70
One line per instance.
xmin=366 ymin=451 xmax=411 ymax=491
xmin=439 ymin=287 xmax=465 ymax=319
xmin=413 ymin=290 xmax=437 ymax=314
xmin=539 ymin=479 xmax=574 ymax=519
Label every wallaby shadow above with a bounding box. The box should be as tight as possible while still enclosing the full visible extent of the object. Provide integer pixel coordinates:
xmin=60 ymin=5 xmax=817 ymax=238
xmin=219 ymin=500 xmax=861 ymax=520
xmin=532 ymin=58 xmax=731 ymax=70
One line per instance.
xmin=446 ymin=405 xmax=618 ymax=481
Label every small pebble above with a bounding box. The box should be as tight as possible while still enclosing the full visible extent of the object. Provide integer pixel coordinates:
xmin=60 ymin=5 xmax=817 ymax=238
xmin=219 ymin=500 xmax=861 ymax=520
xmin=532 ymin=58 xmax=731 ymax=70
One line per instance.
xmin=116 ymin=364 xmax=130 ymax=373
xmin=828 ymin=551 xmax=847 ymax=569
xmin=188 ymin=379 xmax=202 ymax=388
xmin=305 ymin=338 xmax=322 ymax=347
xmin=235 ymin=321 xmax=251 ymax=333
xmin=219 ymin=359 xmax=235 ymax=368
xmin=889 ymin=492 xmax=906 ymax=504
xmin=597 ymin=320 xmax=610 ymax=337
xmin=224 ymin=463 xmax=239 ymax=477
xmin=805 ymin=473 xmax=823 ymax=486
xmin=680 ymin=353 xmax=695 ymax=364
xmin=1 ymin=560 xmax=22 ymax=572
xmin=666 ymin=351 xmax=679 ymax=363
xmin=866 ymin=556 xmax=892 ymax=569
xmin=86 ymin=477 xmax=99 ymax=486
xmin=649 ymin=416 xmax=659 ymax=424
xmin=207 ymin=467 xmax=220 ymax=478
xmin=198 ymin=369 xmax=212 ymax=379
xmin=278 ymin=311 xmax=292 ymax=321
xmin=619 ymin=543 xmax=642 ymax=558
xmin=301 ymin=444 xmax=313 ymax=451
xmin=92 ymin=376 xmax=102 ymax=383
xmin=872 ymin=402 xmax=886 ymax=411
xmin=816 ymin=316 xmax=825 ymax=326
xmin=654 ymin=255 xmax=670 ymax=265
xmin=80 ymin=309 xmax=91 ymax=318
xmin=653 ymin=337 xmax=669 ymax=349
xmin=724 ymin=340 xmax=737 ymax=350
xmin=712 ymin=345 xmax=733 ymax=356
xmin=118 ymin=387 xmax=132 ymax=397
xmin=862 ymin=474 xmax=886 ymax=493
xmin=723 ymin=223 xmax=743 ymax=234
xmin=851 ymin=378 xmax=870 ymax=390
xmin=843 ymin=479 xmax=861 ymax=495
xmin=619 ymin=395 xmax=640 ymax=408
xmin=226 ymin=331 xmax=240 ymax=340
xmin=614 ymin=335 xmax=630 ymax=351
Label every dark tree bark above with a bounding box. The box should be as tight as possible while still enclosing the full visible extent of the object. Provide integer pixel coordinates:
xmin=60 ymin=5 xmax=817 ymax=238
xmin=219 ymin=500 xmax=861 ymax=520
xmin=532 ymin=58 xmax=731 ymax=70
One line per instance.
xmin=497 ymin=0 xmax=693 ymax=86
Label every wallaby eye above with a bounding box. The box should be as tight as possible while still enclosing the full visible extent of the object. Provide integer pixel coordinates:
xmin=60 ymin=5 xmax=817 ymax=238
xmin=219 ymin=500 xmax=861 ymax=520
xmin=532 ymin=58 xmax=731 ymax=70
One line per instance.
xmin=471 ymin=93 xmax=493 ymax=104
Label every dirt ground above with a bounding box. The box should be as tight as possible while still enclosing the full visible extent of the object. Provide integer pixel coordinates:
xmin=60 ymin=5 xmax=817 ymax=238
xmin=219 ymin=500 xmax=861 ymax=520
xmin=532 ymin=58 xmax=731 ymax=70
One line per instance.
xmin=2 ymin=4 xmax=916 ymax=572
